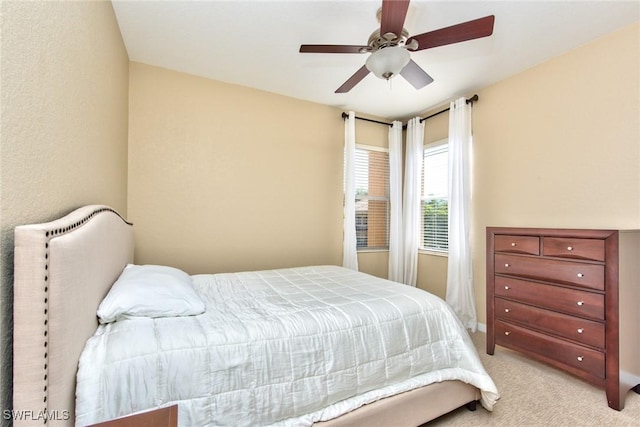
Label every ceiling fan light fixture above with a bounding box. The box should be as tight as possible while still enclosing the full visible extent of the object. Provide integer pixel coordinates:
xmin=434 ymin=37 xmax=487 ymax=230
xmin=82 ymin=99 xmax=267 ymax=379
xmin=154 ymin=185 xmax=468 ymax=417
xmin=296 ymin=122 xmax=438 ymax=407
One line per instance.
xmin=365 ymin=46 xmax=410 ymax=80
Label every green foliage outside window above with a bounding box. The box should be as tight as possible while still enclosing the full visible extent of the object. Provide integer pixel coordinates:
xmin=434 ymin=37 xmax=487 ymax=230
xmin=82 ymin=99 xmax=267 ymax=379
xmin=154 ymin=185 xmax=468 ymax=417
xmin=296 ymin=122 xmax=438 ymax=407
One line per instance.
xmin=423 ymin=199 xmax=448 ymax=251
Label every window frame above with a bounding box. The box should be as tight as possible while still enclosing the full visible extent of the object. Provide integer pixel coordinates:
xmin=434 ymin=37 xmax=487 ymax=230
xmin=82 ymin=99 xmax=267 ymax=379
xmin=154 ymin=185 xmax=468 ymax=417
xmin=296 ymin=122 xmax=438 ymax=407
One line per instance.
xmin=419 ymin=138 xmax=449 ymax=256
xmin=354 ymin=144 xmax=390 ymax=252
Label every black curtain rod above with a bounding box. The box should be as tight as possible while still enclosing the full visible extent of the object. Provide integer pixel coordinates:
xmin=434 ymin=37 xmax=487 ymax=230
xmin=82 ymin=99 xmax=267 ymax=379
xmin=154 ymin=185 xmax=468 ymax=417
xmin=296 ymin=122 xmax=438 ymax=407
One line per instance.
xmin=340 ymin=94 xmax=479 ymax=127
xmin=340 ymin=112 xmax=392 ymax=127
xmin=419 ymin=94 xmax=479 ymax=123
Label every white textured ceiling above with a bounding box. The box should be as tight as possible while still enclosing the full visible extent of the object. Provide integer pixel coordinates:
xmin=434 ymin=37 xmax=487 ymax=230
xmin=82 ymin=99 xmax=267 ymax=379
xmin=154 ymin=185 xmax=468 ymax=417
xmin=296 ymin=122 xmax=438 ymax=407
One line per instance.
xmin=112 ymin=0 xmax=639 ymax=121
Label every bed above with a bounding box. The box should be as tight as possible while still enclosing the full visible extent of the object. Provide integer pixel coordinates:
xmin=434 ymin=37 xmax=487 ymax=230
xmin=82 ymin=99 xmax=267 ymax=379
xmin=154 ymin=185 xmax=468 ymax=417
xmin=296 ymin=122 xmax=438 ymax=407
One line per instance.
xmin=13 ymin=205 xmax=498 ymax=426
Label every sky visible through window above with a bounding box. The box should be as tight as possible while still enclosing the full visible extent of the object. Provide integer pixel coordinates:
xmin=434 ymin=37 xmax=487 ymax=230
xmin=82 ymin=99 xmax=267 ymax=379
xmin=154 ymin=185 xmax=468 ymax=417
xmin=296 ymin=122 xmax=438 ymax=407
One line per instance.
xmin=355 ymin=148 xmax=369 ymax=195
xmin=423 ymin=144 xmax=448 ymax=198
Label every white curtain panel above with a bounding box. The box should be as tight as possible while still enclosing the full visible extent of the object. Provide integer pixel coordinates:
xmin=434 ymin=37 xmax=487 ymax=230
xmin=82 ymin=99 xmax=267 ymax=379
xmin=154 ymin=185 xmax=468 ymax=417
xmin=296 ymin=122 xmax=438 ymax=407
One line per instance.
xmin=388 ymin=120 xmax=404 ymax=283
xmin=446 ymin=97 xmax=477 ymax=331
xmin=402 ymin=117 xmax=424 ymax=286
xmin=343 ymin=112 xmax=359 ymax=270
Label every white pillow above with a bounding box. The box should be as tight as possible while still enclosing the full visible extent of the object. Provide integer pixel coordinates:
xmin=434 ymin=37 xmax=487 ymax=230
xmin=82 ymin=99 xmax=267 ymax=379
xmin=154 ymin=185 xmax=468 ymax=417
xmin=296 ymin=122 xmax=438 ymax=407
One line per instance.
xmin=97 ymin=264 xmax=205 ymax=324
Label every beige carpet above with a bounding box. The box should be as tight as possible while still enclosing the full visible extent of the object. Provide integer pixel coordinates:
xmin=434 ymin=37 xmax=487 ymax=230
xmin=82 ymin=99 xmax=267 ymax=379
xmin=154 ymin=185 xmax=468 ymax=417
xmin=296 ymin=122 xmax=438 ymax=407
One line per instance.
xmin=426 ymin=332 xmax=640 ymax=426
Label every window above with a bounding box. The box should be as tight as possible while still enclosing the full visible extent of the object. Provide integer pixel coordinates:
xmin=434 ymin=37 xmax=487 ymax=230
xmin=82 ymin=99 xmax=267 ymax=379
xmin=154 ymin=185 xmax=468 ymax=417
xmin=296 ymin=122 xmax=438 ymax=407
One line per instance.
xmin=421 ymin=141 xmax=448 ymax=252
xmin=354 ymin=145 xmax=390 ymax=250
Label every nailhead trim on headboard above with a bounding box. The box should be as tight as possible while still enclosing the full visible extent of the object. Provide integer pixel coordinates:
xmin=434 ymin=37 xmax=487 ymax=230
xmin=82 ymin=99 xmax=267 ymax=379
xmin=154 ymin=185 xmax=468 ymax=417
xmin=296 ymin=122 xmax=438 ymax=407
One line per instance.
xmin=44 ymin=207 xmax=132 ymax=239
xmin=38 ymin=207 xmax=131 ymax=416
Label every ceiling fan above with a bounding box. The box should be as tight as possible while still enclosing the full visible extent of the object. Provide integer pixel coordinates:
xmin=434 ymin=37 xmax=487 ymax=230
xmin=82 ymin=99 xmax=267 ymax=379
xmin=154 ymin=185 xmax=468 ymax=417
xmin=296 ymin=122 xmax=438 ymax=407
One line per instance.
xmin=299 ymin=0 xmax=495 ymax=93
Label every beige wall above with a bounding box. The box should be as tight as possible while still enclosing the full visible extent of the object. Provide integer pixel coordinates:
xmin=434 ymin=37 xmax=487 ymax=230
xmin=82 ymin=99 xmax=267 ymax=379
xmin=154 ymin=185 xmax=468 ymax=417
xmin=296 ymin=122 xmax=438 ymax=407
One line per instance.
xmin=0 ymin=0 xmax=129 ymax=418
xmin=415 ymin=22 xmax=640 ymax=324
xmin=127 ymin=63 xmax=344 ymax=274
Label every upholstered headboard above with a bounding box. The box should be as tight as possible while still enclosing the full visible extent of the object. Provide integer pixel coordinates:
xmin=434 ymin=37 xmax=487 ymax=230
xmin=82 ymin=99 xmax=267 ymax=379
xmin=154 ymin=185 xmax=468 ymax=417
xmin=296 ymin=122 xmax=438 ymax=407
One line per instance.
xmin=13 ymin=206 xmax=133 ymax=426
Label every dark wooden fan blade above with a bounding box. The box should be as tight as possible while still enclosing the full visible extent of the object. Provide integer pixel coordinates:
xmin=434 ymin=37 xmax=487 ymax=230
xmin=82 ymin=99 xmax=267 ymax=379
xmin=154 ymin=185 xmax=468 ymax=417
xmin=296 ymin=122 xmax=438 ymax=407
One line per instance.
xmin=408 ymin=15 xmax=495 ymax=51
xmin=335 ymin=65 xmax=370 ymax=93
xmin=380 ymin=0 xmax=410 ymax=38
xmin=400 ymin=59 xmax=433 ymax=89
xmin=300 ymin=45 xmax=368 ymax=54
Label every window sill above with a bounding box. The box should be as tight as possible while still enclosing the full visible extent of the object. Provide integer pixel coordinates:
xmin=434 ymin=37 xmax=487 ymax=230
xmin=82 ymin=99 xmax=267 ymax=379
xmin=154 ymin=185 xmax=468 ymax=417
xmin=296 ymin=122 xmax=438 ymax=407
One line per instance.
xmin=357 ymin=248 xmax=389 ymax=253
xmin=418 ymin=249 xmax=448 ymax=258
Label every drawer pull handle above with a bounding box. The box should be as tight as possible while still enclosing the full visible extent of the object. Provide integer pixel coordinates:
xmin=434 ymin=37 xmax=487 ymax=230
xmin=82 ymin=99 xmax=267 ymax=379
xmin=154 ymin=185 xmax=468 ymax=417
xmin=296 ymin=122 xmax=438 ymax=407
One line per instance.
xmin=505 ymin=263 xmax=510 ymax=268
xmin=511 ymin=242 xmax=517 ymax=247
xmin=577 ymin=301 xmax=584 ymax=306
xmin=577 ymin=328 xmax=584 ymax=334
xmin=577 ymin=273 xmax=584 ymax=278
xmin=504 ymin=331 xmax=511 ymax=336
xmin=577 ymin=356 xmax=584 ymax=362
xmin=504 ymin=308 xmax=511 ymax=313
xmin=567 ymin=246 xmax=573 ymax=251
xmin=504 ymin=286 xmax=510 ymax=290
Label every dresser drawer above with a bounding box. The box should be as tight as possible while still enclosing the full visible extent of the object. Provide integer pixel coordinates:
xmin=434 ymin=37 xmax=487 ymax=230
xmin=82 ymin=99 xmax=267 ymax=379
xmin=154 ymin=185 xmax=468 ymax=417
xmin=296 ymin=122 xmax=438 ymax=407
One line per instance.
xmin=495 ymin=253 xmax=604 ymax=290
xmin=495 ymin=235 xmax=540 ymax=255
xmin=495 ymin=298 xmax=605 ymax=348
xmin=495 ymin=320 xmax=605 ymax=379
xmin=495 ymin=276 xmax=604 ymax=320
xmin=542 ymin=237 xmax=605 ymax=262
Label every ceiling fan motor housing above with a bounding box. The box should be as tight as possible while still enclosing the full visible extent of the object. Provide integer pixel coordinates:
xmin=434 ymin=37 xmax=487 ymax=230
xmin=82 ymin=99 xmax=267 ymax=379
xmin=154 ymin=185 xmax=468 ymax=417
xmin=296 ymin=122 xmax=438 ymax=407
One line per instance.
xmin=365 ymin=28 xmax=416 ymax=53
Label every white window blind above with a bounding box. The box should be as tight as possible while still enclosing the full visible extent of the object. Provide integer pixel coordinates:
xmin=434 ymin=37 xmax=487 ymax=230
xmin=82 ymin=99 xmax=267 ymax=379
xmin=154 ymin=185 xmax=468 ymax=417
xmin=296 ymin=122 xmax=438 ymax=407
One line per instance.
xmin=421 ymin=142 xmax=448 ymax=252
xmin=354 ymin=146 xmax=390 ymax=250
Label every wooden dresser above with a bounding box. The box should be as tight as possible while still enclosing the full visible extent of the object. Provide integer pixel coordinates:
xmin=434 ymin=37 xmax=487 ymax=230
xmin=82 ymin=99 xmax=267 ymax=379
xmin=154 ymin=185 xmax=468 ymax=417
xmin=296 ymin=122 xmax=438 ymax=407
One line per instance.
xmin=486 ymin=227 xmax=640 ymax=410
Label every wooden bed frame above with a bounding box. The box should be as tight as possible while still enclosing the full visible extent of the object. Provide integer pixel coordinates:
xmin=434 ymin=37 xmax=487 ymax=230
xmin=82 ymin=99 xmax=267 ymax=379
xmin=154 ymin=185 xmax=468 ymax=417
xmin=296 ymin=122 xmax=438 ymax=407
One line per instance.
xmin=13 ymin=205 xmax=480 ymax=426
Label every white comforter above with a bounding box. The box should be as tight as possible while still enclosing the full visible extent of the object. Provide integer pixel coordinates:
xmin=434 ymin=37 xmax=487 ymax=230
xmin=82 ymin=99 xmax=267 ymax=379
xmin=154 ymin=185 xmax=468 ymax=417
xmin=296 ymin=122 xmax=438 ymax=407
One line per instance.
xmin=76 ymin=265 xmax=499 ymax=426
